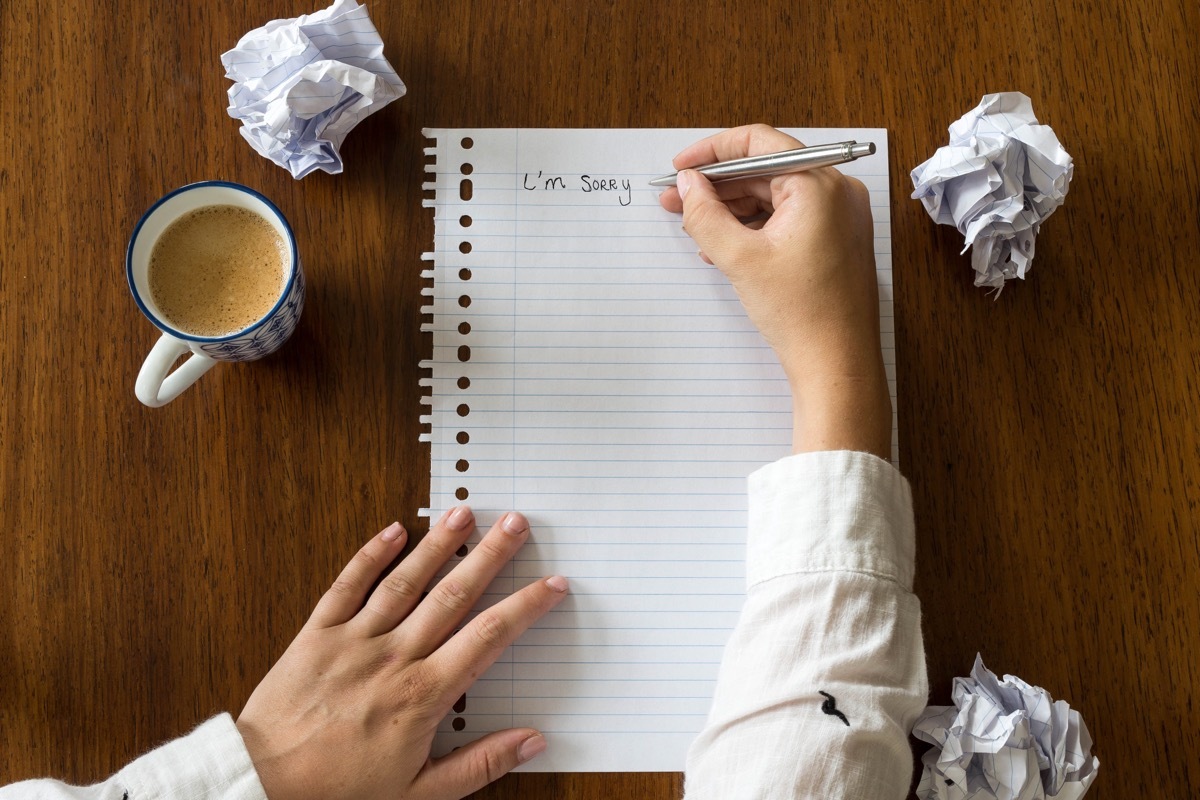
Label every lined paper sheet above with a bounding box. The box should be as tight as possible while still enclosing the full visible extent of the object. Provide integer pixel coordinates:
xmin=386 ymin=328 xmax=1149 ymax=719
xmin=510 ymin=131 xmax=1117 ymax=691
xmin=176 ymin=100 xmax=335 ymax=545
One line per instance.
xmin=420 ymin=128 xmax=895 ymax=771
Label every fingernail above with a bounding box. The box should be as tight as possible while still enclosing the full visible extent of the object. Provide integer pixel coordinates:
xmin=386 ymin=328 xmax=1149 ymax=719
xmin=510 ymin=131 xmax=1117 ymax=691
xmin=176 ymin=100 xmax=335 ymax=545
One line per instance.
xmin=502 ymin=511 xmax=528 ymax=535
xmin=518 ymin=733 xmax=547 ymax=763
xmin=447 ymin=505 xmax=473 ymax=531
xmin=380 ymin=522 xmax=403 ymax=542
xmin=545 ymin=575 xmax=568 ymax=593
xmin=677 ymin=170 xmax=693 ymax=200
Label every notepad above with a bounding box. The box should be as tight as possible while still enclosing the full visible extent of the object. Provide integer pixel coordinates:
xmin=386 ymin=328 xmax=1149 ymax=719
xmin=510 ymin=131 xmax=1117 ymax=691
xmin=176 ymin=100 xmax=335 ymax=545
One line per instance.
xmin=420 ymin=128 xmax=895 ymax=771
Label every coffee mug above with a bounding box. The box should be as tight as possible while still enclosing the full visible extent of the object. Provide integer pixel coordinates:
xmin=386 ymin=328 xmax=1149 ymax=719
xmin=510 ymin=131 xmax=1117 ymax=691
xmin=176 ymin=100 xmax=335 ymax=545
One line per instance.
xmin=127 ymin=181 xmax=306 ymax=407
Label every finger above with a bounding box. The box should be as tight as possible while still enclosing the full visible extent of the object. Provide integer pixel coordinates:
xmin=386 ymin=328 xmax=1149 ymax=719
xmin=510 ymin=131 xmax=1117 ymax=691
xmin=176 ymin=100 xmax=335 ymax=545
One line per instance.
xmin=678 ymin=170 xmax=761 ymax=269
xmin=658 ymin=178 xmax=775 ymax=216
xmin=397 ymin=512 xmax=531 ymax=656
xmin=305 ymin=522 xmax=407 ymax=630
xmin=427 ymin=575 xmax=569 ymax=700
xmin=354 ymin=506 xmax=476 ymax=636
xmin=414 ymin=728 xmax=547 ymax=799
xmin=672 ymin=123 xmax=805 ymax=170
xmin=657 ymin=186 xmax=682 ymax=213
xmin=729 ymin=196 xmax=769 ymax=221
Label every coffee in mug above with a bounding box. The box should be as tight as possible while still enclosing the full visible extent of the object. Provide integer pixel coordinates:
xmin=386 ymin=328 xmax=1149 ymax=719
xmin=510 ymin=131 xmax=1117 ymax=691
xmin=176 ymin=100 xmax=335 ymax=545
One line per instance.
xmin=127 ymin=182 xmax=305 ymax=408
xmin=148 ymin=205 xmax=287 ymax=337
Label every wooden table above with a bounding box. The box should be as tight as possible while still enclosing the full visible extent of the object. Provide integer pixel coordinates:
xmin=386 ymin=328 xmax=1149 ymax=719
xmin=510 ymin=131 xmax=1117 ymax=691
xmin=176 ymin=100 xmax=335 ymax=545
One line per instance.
xmin=2 ymin=0 xmax=1197 ymax=797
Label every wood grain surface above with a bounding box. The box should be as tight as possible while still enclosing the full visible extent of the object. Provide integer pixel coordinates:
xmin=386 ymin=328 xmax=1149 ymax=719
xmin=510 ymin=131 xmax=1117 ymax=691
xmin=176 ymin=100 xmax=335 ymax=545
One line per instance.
xmin=2 ymin=0 xmax=1198 ymax=797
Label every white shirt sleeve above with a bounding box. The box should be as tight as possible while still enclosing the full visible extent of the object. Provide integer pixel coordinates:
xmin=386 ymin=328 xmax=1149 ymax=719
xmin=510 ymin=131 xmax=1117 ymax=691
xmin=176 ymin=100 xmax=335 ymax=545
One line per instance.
xmin=0 ymin=714 xmax=268 ymax=800
xmin=684 ymin=450 xmax=928 ymax=800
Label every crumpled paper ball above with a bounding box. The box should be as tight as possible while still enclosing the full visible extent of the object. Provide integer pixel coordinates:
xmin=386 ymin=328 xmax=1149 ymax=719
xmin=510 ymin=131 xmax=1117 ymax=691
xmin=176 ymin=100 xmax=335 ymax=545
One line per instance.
xmin=910 ymin=92 xmax=1074 ymax=294
xmin=913 ymin=654 xmax=1099 ymax=800
xmin=221 ymin=0 xmax=406 ymax=178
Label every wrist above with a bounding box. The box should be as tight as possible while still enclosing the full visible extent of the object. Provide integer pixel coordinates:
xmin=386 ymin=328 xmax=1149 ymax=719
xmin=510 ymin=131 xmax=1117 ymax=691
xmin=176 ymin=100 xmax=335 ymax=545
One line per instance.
xmin=790 ymin=365 xmax=892 ymax=460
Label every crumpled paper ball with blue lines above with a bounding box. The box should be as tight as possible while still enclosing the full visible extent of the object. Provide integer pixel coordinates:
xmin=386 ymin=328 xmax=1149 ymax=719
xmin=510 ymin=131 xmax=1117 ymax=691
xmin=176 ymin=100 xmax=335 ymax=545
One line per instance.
xmin=221 ymin=0 xmax=406 ymax=179
xmin=912 ymin=654 xmax=1099 ymax=800
xmin=911 ymin=92 xmax=1073 ymax=293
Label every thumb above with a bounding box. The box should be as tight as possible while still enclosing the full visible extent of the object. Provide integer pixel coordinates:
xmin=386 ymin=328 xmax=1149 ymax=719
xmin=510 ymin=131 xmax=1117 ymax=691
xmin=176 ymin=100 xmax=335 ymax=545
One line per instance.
xmin=678 ymin=169 xmax=758 ymax=268
xmin=416 ymin=728 xmax=546 ymax=798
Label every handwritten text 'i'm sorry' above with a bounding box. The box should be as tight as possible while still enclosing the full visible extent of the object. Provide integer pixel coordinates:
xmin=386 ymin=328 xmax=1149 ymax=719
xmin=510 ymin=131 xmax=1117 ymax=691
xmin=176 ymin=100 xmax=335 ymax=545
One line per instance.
xmin=522 ymin=172 xmax=633 ymax=206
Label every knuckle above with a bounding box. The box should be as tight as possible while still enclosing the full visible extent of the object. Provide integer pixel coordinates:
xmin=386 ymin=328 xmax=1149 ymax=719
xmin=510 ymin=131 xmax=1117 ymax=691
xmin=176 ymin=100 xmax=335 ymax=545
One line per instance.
xmin=326 ymin=576 xmax=358 ymax=600
xmin=749 ymin=122 xmax=798 ymax=149
xmin=848 ymin=176 xmax=872 ymax=206
xmin=475 ymin=537 xmax=512 ymax=564
xmin=393 ymin=667 xmax=441 ymax=711
xmin=349 ymin=545 xmax=383 ymax=574
xmin=377 ymin=571 xmax=420 ymax=603
xmin=471 ymin=610 xmax=511 ymax=649
xmin=476 ymin=746 xmax=512 ymax=784
xmin=431 ymin=578 xmax=473 ymax=614
xmin=845 ymin=174 xmax=867 ymax=193
xmin=421 ymin=529 xmax=461 ymax=563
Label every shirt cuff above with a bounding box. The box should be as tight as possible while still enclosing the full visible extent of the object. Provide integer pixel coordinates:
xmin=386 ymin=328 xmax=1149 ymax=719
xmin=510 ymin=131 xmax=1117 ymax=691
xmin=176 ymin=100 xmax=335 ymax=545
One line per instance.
xmin=117 ymin=714 xmax=268 ymax=800
xmin=746 ymin=450 xmax=915 ymax=591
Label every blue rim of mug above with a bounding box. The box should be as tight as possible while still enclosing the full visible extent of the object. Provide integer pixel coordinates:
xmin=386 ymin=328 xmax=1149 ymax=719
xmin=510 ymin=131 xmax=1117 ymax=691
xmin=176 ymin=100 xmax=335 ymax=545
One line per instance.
xmin=126 ymin=180 xmax=299 ymax=344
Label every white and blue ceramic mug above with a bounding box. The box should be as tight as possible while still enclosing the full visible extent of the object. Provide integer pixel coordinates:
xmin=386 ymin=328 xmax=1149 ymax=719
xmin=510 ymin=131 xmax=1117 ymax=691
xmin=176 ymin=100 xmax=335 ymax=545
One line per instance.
xmin=127 ymin=181 xmax=306 ymax=407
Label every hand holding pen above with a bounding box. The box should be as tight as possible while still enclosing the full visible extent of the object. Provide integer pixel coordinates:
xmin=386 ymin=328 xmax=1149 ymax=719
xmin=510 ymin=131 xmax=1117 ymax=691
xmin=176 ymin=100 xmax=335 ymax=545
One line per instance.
xmin=656 ymin=124 xmax=892 ymax=460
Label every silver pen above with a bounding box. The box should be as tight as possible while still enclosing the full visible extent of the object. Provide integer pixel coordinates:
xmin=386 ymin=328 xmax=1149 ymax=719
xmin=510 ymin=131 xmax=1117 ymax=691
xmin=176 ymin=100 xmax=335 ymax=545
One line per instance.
xmin=648 ymin=140 xmax=876 ymax=187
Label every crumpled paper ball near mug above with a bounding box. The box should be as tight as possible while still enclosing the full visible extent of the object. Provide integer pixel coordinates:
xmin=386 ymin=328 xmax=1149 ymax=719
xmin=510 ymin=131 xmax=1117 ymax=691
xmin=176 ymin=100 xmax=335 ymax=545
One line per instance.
xmin=221 ymin=0 xmax=406 ymax=178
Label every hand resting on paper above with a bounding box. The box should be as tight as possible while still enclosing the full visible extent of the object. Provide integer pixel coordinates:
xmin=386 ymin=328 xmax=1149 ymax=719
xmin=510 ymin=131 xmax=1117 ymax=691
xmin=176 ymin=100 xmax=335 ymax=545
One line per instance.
xmin=658 ymin=124 xmax=892 ymax=460
xmin=234 ymin=508 xmax=568 ymax=800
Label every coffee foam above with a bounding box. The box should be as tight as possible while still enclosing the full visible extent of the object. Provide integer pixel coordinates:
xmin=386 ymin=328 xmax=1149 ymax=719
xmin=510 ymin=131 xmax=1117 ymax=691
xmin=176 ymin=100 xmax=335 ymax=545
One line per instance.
xmin=149 ymin=205 xmax=287 ymax=337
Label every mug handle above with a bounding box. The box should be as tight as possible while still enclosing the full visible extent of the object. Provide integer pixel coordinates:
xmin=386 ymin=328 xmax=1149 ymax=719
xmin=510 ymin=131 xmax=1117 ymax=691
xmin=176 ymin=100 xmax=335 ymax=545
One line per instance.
xmin=135 ymin=333 xmax=218 ymax=407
